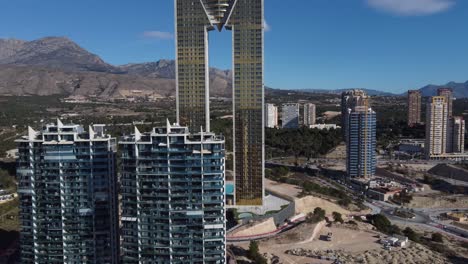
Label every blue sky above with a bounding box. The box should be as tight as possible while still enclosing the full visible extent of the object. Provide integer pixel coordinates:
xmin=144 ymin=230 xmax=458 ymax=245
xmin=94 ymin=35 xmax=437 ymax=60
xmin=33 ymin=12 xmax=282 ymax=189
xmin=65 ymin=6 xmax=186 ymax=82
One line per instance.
xmin=0 ymin=0 xmax=467 ymax=93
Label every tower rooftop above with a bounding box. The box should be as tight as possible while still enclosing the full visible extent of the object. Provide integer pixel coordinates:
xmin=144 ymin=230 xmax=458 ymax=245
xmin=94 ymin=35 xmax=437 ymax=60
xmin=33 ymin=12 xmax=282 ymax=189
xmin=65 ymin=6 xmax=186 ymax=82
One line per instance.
xmin=201 ymin=0 xmax=236 ymax=31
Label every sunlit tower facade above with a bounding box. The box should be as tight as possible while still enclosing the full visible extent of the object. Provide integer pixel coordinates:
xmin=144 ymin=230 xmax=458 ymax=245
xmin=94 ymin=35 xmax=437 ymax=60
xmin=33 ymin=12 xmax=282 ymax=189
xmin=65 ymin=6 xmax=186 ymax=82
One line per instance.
xmin=425 ymin=96 xmax=448 ymax=158
xmin=16 ymin=120 xmax=119 ymax=263
xmin=176 ymin=0 xmax=264 ymax=206
xmin=407 ymin=90 xmax=422 ymax=127
xmin=341 ymin=90 xmax=370 ymax=141
xmin=346 ymin=106 xmax=376 ymax=178
xmin=303 ymin=103 xmax=316 ymax=127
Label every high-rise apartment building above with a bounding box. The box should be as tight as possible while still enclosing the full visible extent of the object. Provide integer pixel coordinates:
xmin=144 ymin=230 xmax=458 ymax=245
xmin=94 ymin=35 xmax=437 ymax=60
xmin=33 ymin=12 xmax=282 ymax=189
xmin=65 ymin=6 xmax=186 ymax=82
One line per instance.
xmin=176 ymin=0 xmax=264 ymax=206
xmin=119 ymin=122 xmax=226 ymax=263
xmin=437 ymin=88 xmax=453 ymax=118
xmin=265 ymin=103 xmax=278 ymax=128
xmin=346 ymin=106 xmax=376 ymax=178
xmin=407 ymin=90 xmax=422 ymax=127
xmin=16 ymin=120 xmax=119 ymax=263
xmin=425 ymin=96 xmax=448 ymax=158
xmin=282 ymin=103 xmax=300 ymax=129
xmin=303 ymin=103 xmax=316 ymax=127
xmin=341 ymin=90 xmax=370 ymax=141
xmin=451 ymin=116 xmax=465 ymax=154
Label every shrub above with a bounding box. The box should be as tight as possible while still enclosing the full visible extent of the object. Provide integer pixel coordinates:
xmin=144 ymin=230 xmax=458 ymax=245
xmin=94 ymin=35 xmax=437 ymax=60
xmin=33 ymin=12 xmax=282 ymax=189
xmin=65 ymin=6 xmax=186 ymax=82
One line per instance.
xmin=431 ymin=233 xmax=443 ymax=243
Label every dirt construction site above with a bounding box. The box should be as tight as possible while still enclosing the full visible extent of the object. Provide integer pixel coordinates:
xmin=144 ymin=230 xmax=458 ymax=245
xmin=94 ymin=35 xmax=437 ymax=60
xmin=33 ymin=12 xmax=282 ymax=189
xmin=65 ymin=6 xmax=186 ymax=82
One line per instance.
xmin=229 ymin=179 xmax=456 ymax=264
xmin=231 ymin=221 xmax=451 ymax=264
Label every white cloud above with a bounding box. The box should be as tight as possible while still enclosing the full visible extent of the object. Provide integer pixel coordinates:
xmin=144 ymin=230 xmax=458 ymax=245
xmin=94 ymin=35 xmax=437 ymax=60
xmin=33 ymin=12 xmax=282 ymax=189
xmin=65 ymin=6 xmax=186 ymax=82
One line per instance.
xmin=142 ymin=31 xmax=174 ymax=40
xmin=366 ymin=0 xmax=455 ymax=16
xmin=263 ymin=20 xmax=271 ymax=32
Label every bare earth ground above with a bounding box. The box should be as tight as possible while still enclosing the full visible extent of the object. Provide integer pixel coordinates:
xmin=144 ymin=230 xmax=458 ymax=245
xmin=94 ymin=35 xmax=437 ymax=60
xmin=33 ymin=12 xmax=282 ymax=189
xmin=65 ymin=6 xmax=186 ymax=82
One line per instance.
xmin=233 ymin=222 xmax=451 ymax=264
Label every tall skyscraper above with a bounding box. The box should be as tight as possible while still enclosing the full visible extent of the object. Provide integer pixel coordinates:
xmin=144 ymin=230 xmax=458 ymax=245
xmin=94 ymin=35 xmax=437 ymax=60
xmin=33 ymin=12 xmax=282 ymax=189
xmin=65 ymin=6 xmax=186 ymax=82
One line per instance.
xmin=119 ymin=122 xmax=226 ymax=263
xmin=346 ymin=106 xmax=376 ymax=178
xmin=407 ymin=90 xmax=422 ymax=127
xmin=437 ymin=88 xmax=453 ymax=118
xmin=265 ymin=103 xmax=278 ymax=128
xmin=303 ymin=103 xmax=316 ymax=127
xmin=341 ymin=90 xmax=370 ymax=141
xmin=176 ymin=0 xmax=264 ymax=206
xmin=16 ymin=120 xmax=119 ymax=263
xmin=425 ymin=96 xmax=448 ymax=158
xmin=451 ymin=116 xmax=465 ymax=154
xmin=281 ymin=103 xmax=300 ymax=129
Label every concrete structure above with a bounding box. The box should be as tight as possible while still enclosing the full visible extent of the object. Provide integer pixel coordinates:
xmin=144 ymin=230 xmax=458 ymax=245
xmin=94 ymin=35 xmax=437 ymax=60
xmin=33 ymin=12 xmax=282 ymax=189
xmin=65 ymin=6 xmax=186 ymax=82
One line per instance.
xmin=451 ymin=116 xmax=465 ymax=154
xmin=346 ymin=106 xmax=376 ymax=178
xmin=426 ymin=96 xmax=448 ymax=158
xmin=309 ymin=124 xmax=341 ymax=130
xmin=367 ymin=188 xmax=402 ymax=201
xmin=437 ymin=88 xmax=453 ymax=118
xmin=176 ymin=0 xmax=264 ymax=206
xmin=426 ymin=96 xmax=467 ymax=160
xmin=281 ymin=103 xmax=300 ymax=129
xmin=303 ymin=103 xmax=316 ymax=126
xmin=119 ymin=122 xmax=226 ymax=263
xmin=15 ymin=120 xmax=119 ymax=263
xmin=407 ymin=90 xmax=422 ymax=127
xmin=446 ymin=212 xmax=467 ymax=222
xmin=341 ymin=90 xmax=370 ymax=141
xmin=265 ymin=103 xmax=278 ymax=128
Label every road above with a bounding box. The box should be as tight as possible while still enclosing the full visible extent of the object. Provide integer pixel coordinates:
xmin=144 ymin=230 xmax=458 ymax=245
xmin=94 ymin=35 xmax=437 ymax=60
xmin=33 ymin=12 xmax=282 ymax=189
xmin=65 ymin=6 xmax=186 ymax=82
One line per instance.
xmin=266 ymin=158 xmax=468 ymax=241
xmin=369 ymin=200 xmax=468 ymax=242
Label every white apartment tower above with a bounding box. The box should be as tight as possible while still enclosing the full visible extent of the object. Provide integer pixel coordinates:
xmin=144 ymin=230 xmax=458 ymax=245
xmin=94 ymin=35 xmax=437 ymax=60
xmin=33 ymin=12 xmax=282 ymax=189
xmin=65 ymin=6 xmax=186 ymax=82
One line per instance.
xmin=425 ymin=96 xmax=448 ymax=158
xmin=282 ymin=103 xmax=300 ymax=129
xmin=303 ymin=103 xmax=316 ymax=127
xmin=265 ymin=103 xmax=278 ymax=128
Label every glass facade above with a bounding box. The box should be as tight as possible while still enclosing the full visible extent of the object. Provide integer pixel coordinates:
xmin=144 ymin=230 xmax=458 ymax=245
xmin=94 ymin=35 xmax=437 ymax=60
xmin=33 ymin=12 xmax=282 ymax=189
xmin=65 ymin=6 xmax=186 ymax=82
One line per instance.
xmin=16 ymin=121 xmax=119 ymax=264
xmin=176 ymin=0 xmax=264 ymax=206
xmin=346 ymin=107 xmax=377 ymax=178
xmin=119 ymin=123 xmax=226 ymax=263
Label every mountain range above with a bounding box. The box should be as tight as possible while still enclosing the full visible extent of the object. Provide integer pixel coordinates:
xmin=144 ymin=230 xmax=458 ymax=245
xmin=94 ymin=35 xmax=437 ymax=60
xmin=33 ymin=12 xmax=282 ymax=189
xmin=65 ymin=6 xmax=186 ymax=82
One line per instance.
xmin=418 ymin=81 xmax=468 ymax=98
xmin=0 ymin=36 xmax=467 ymax=99
xmin=0 ymin=37 xmax=231 ymax=99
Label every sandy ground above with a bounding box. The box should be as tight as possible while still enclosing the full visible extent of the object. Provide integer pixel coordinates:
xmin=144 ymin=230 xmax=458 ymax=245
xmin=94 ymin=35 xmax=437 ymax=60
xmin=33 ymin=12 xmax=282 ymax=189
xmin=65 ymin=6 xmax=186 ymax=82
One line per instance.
xmin=409 ymin=195 xmax=468 ymax=209
xmin=233 ymin=222 xmax=451 ymax=264
xmin=295 ymin=196 xmax=350 ymax=216
xmin=325 ymin=143 xmax=347 ymax=160
xmin=231 ymin=218 xmax=277 ymax=237
xmin=266 ymin=178 xmax=302 ymax=199
xmin=322 ymin=111 xmax=341 ymax=120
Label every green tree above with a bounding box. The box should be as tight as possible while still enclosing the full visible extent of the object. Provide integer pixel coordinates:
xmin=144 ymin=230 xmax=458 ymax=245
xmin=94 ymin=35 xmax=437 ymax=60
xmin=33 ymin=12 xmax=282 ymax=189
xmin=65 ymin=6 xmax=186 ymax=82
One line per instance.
xmin=368 ymin=214 xmax=392 ymax=234
xmin=247 ymin=241 xmax=267 ymax=264
xmin=247 ymin=241 xmax=259 ymax=260
xmin=432 ymin=233 xmax=443 ymax=243
xmin=332 ymin=212 xmax=344 ymax=224
xmin=403 ymin=227 xmax=420 ymax=243
xmin=307 ymin=207 xmax=326 ymax=223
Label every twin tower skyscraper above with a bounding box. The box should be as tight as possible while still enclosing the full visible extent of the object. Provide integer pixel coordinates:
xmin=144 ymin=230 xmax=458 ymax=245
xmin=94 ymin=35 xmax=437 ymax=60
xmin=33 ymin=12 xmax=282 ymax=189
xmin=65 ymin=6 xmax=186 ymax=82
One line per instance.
xmin=176 ymin=0 xmax=264 ymax=206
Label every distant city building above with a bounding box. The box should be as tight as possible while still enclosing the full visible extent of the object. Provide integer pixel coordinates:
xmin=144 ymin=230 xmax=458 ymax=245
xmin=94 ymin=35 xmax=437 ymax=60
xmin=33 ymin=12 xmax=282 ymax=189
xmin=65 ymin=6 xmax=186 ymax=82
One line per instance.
xmin=303 ymin=103 xmax=316 ymax=126
xmin=426 ymin=96 xmax=468 ymax=160
xmin=282 ymin=103 xmax=300 ymax=129
xmin=346 ymin=106 xmax=377 ymax=178
xmin=119 ymin=122 xmax=226 ymax=263
xmin=425 ymin=96 xmax=448 ymax=158
xmin=437 ymin=88 xmax=454 ymax=118
xmin=309 ymin=124 xmax=341 ymax=130
xmin=341 ymin=90 xmax=370 ymax=141
xmin=451 ymin=116 xmax=465 ymax=154
xmin=265 ymin=103 xmax=278 ymax=128
xmin=16 ymin=120 xmax=119 ymax=263
xmin=407 ymin=90 xmax=422 ymax=127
